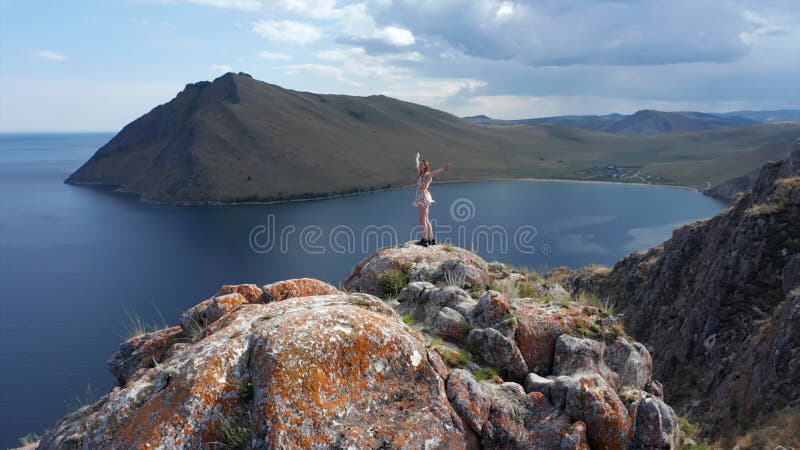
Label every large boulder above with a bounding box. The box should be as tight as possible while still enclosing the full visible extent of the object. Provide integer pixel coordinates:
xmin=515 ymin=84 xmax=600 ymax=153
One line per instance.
xmin=39 ymin=293 xmax=467 ymax=449
xmin=467 ymin=328 xmax=528 ymax=383
xmin=514 ymin=306 xmax=592 ymax=375
xmin=343 ymin=243 xmax=491 ymax=295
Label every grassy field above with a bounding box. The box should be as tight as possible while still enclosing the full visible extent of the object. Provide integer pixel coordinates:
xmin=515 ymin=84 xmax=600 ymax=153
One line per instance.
xmin=67 ymin=73 xmax=800 ymax=203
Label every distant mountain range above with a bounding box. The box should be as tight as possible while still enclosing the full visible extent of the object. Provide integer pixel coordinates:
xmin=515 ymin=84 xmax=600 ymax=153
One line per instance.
xmin=66 ymin=73 xmax=800 ymax=204
xmin=465 ymin=109 xmax=800 ymax=135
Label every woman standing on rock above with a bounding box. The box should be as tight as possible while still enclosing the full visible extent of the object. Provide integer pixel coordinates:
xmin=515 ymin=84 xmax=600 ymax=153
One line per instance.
xmin=413 ymin=152 xmax=452 ymax=247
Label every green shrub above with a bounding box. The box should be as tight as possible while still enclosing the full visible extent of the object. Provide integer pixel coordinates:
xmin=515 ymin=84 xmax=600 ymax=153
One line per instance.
xmin=379 ymin=269 xmax=410 ymax=296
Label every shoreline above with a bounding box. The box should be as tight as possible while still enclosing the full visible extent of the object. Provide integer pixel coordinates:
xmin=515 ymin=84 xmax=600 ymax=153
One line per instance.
xmin=68 ymin=176 xmax=712 ymax=207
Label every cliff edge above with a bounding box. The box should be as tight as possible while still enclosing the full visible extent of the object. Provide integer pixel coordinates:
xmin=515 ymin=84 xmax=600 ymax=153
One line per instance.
xmin=34 ymin=246 xmax=680 ymax=449
xmin=566 ymin=138 xmax=800 ymax=443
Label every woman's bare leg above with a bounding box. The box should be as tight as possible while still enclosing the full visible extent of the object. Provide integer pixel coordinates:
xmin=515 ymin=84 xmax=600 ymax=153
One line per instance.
xmin=417 ymin=205 xmax=427 ymax=240
xmin=425 ymin=211 xmax=434 ymax=241
xmin=423 ymin=206 xmax=432 ymax=240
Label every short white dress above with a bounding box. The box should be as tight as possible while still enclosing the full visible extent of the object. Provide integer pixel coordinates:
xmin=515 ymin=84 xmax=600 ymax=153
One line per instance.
xmin=412 ymin=173 xmax=435 ymax=207
xmin=412 ymin=154 xmax=443 ymax=207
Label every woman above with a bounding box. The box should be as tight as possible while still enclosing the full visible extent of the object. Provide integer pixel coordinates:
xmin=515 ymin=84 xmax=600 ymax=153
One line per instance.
xmin=413 ymin=152 xmax=452 ymax=246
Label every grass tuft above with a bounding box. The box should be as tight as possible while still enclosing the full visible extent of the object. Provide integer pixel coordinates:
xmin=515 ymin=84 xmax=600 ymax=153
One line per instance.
xmin=474 ymin=366 xmax=500 ymax=382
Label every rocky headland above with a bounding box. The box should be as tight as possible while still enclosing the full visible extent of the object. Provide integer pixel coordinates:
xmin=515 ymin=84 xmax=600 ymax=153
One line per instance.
xmin=34 ymin=244 xmax=680 ymax=449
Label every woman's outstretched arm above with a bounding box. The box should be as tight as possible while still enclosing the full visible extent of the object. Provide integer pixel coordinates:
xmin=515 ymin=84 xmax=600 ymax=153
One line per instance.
xmin=429 ymin=162 xmax=453 ymax=177
xmin=415 ymin=152 xmax=421 ymax=171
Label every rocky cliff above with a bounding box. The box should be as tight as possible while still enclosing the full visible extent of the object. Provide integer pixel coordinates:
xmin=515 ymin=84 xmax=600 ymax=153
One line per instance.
xmin=566 ymin=138 xmax=800 ymax=443
xmin=35 ymin=245 xmax=681 ymax=449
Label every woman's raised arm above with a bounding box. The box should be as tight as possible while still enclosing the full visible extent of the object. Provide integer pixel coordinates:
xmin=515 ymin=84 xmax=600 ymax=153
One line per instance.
xmin=429 ymin=162 xmax=453 ymax=177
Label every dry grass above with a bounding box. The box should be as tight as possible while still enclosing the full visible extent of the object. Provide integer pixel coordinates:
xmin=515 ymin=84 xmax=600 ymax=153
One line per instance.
xmin=735 ymin=409 xmax=800 ymax=450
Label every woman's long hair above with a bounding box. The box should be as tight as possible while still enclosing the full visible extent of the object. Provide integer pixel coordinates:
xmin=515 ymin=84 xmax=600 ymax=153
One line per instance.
xmin=418 ymin=159 xmax=431 ymax=178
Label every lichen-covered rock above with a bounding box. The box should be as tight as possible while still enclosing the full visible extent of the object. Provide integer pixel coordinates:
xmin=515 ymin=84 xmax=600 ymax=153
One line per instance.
xmin=468 ymin=328 xmax=528 ymax=383
xmin=39 ymin=292 xmax=467 ymax=449
xmin=179 ymin=292 xmax=248 ymax=336
xmin=107 ymin=325 xmax=184 ymax=386
xmin=473 ymin=290 xmax=512 ymax=327
xmin=342 ymin=243 xmax=490 ymax=295
xmin=247 ymin=294 xmax=466 ymax=449
xmin=514 ymin=306 xmax=592 ymax=375
xmin=217 ymin=283 xmax=264 ymax=303
xmin=261 ymin=277 xmax=341 ymax=302
xmin=435 ymin=307 xmax=470 ymax=340
xmin=446 ymin=369 xmax=491 ymax=433
xmin=397 ymin=282 xmax=475 ymax=326
xmin=546 ymin=374 xmax=633 ymax=450
xmin=480 ymin=383 xmax=589 ymax=450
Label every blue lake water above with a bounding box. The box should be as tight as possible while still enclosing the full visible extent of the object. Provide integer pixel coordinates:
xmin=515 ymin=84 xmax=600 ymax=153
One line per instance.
xmin=0 ymin=133 xmax=726 ymax=447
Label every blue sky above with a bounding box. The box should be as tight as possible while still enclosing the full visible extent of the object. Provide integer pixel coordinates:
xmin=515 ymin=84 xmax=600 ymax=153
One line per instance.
xmin=1 ymin=0 xmax=799 ymax=131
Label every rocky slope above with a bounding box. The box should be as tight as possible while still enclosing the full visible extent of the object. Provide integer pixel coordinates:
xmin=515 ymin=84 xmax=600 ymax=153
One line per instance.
xmin=565 ymin=138 xmax=800 ymax=442
xmin=35 ymin=245 xmax=681 ymax=449
xmin=66 ymin=72 xmax=800 ymax=203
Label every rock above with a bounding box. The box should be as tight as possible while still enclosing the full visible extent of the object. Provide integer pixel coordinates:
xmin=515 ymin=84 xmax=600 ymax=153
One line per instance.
xmin=397 ymin=282 xmax=474 ymax=325
xmin=446 ymin=369 xmax=491 ymax=433
xmin=565 ymin=139 xmax=800 ymax=438
xmin=480 ymin=384 xmax=588 ymax=450
xmin=544 ymin=374 xmax=632 ymax=450
xmin=467 ymin=328 xmax=528 ymax=383
xmin=514 ymin=306 xmax=592 ymax=375
xmin=179 ymin=292 xmax=248 ymax=337
xmin=474 ymin=290 xmax=512 ymax=326
xmin=343 ymin=243 xmax=490 ymax=295
xmin=217 ymin=283 xmax=264 ymax=303
xmin=553 ymin=334 xmax=620 ymax=389
xmin=261 ymin=277 xmax=341 ymax=302
xmin=523 ymin=372 xmax=555 ymax=397
xmin=107 ymin=325 xmax=184 ymax=386
xmin=625 ymin=393 xmax=680 ymax=449
xmin=40 ymin=293 xmax=467 ymax=449
xmin=604 ymin=337 xmax=653 ymax=391
xmin=435 ymin=307 xmax=470 ymax=340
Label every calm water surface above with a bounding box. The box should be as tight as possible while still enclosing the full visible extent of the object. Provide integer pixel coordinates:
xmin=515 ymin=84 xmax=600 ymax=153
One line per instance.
xmin=0 ymin=133 xmax=725 ymax=446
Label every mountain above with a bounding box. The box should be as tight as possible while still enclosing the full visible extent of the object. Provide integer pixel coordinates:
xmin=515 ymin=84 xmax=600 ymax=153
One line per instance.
xmin=67 ymin=72 xmax=800 ymax=204
xmin=35 ymin=246 xmax=682 ymax=449
xmin=722 ymin=109 xmax=800 ymax=123
xmin=605 ymin=110 xmax=758 ymax=134
xmin=565 ymin=138 xmax=800 ymax=444
xmin=464 ymin=110 xmax=760 ymax=134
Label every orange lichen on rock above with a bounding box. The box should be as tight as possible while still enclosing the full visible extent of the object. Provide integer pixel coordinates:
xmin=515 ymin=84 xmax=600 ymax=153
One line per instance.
xmin=261 ymin=277 xmax=341 ymax=302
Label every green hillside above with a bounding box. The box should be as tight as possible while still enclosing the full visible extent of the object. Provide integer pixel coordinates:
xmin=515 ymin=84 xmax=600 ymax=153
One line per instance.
xmin=67 ymin=72 xmax=800 ymax=204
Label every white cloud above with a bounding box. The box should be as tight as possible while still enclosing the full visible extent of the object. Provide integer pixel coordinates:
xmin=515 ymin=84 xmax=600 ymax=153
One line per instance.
xmin=279 ymin=0 xmax=341 ymax=19
xmin=186 ymin=0 xmax=262 ymax=11
xmin=383 ymin=79 xmax=487 ymax=106
xmin=258 ymin=51 xmax=292 ymax=60
xmin=495 ymin=1 xmax=515 ymax=21
xmin=252 ymin=20 xmax=322 ymax=44
xmin=211 ymin=63 xmax=233 ymax=72
xmin=33 ymin=50 xmax=67 ymax=62
xmin=374 ymin=26 xmax=415 ymax=46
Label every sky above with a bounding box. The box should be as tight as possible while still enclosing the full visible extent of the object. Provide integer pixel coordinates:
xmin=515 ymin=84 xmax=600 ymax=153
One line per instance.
xmin=1 ymin=0 xmax=799 ymax=132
